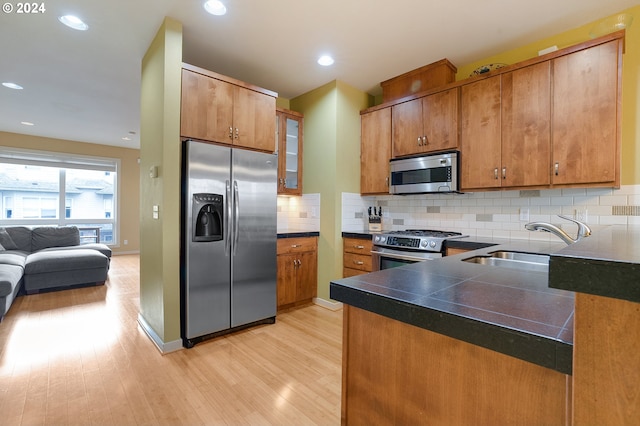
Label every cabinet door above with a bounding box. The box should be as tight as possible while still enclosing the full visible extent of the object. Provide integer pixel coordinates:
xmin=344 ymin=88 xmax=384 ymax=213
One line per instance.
xmin=296 ymin=251 xmax=317 ymax=301
xmin=181 ymin=69 xmax=234 ymax=143
xmin=392 ymin=98 xmax=424 ymax=157
xmin=552 ymin=40 xmax=620 ymax=185
xmin=501 ymin=62 xmax=551 ymax=187
xmin=423 ymin=88 xmax=459 ymax=152
xmin=276 ymin=109 xmax=303 ymax=195
xmin=233 ymin=86 xmax=276 ymax=152
xmin=276 ymin=253 xmax=297 ymax=306
xmin=361 ymin=108 xmax=392 ymax=194
xmin=460 ymin=75 xmax=502 ymax=190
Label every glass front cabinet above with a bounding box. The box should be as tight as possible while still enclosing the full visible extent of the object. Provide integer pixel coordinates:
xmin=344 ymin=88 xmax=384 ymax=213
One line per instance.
xmin=276 ymin=107 xmax=303 ymax=195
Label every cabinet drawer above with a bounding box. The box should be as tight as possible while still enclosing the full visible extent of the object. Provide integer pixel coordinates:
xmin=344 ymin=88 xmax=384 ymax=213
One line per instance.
xmin=277 ymin=237 xmax=317 ymax=254
xmin=344 ymin=252 xmax=372 ymax=272
xmin=343 ymin=238 xmax=373 ymax=255
xmin=343 ymin=267 xmax=368 ymax=278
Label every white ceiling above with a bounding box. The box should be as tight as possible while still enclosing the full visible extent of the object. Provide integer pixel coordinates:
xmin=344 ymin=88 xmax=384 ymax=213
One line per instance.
xmin=0 ymin=0 xmax=638 ymax=149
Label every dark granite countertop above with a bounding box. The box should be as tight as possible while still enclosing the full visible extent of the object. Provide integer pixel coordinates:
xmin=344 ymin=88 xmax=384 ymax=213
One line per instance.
xmin=549 ymin=224 xmax=640 ymax=303
xmin=277 ymin=230 xmax=319 ymax=238
xmin=331 ymin=239 xmax=574 ymax=374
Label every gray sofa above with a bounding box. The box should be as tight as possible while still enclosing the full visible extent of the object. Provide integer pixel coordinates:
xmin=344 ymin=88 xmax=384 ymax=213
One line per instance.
xmin=0 ymin=226 xmax=112 ymax=321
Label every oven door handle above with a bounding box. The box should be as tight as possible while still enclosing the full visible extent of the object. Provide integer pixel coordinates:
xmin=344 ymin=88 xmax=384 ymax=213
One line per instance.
xmin=371 ymin=250 xmax=433 ymax=263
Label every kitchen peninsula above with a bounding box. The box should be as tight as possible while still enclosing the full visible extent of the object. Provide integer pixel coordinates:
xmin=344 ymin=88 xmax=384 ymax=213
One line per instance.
xmin=331 ymin=226 xmax=640 ymax=425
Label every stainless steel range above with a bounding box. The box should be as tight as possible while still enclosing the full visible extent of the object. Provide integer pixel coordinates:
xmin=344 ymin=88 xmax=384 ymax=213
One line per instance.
xmin=372 ymin=229 xmax=467 ymax=271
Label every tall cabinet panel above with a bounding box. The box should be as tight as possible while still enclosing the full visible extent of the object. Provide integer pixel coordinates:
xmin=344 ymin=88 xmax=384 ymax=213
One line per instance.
xmin=361 ymin=107 xmax=392 ymax=195
xmin=552 ymin=39 xmax=621 ymax=186
xmin=501 ymin=62 xmax=551 ymax=187
xmin=460 ymin=75 xmax=502 ymax=190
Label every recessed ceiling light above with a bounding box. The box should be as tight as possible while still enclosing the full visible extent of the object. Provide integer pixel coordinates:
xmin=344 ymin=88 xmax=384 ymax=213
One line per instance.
xmin=59 ymin=15 xmax=89 ymax=31
xmin=317 ymin=55 xmax=335 ymax=66
xmin=204 ymin=0 xmax=227 ymax=16
xmin=21 ymin=121 xmax=35 ymax=126
xmin=2 ymin=82 xmax=23 ymax=90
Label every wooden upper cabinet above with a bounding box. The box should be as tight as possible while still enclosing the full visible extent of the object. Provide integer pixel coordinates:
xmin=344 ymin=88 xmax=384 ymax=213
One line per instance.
xmin=361 ymin=107 xmax=392 ymax=194
xmin=501 ymin=62 xmax=551 ymax=187
xmin=181 ymin=68 xmax=234 ymax=144
xmin=460 ymin=75 xmax=502 ymax=190
xmin=392 ymin=88 xmax=459 ymax=157
xmin=552 ymin=39 xmax=621 ymax=186
xmin=276 ymin=108 xmax=304 ymax=195
xmin=180 ymin=65 xmax=277 ymax=152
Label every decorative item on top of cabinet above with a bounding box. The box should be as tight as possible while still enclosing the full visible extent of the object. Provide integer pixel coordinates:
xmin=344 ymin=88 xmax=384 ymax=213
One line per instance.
xmin=361 ymin=107 xmax=392 ymax=195
xmin=276 ymin=237 xmax=317 ymax=310
xmin=552 ymin=38 xmax=621 ymax=187
xmin=180 ymin=63 xmax=277 ymax=153
xmin=392 ymin=88 xmax=459 ymax=158
xmin=380 ymin=59 xmax=457 ymax=103
xmin=343 ymin=237 xmax=373 ymax=277
xmin=276 ymin=108 xmax=303 ymax=195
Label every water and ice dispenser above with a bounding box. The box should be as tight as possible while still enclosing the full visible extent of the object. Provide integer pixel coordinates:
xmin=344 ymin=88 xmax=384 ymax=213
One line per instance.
xmin=192 ymin=193 xmax=223 ymax=242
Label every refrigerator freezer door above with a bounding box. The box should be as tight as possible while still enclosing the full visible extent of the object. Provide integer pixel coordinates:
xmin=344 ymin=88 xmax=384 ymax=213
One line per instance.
xmin=184 ymin=141 xmax=232 ymax=338
xmin=231 ymin=149 xmax=277 ymax=327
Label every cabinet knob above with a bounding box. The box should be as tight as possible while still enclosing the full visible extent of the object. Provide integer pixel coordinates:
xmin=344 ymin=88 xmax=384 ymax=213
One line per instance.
xmin=385 ymin=176 xmax=389 ymax=186
xmin=502 ymin=167 xmax=506 ymax=179
xmin=234 ymin=128 xmax=239 ymax=139
xmin=423 ymin=135 xmax=428 ymax=145
xmin=417 ymin=136 xmax=422 ymax=146
xmin=554 ymin=162 xmax=559 ymax=176
xmin=291 ymin=244 xmax=302 ymax=248
xmin=354 ymin=261 xmax=364 ymax=265
xmin=354 ymin=245 xmax=364 ymax=249
xmin=229 ymin=127 xmax=233 ymax=139
xmin=494 ymin=168 xmax=499 ymax=179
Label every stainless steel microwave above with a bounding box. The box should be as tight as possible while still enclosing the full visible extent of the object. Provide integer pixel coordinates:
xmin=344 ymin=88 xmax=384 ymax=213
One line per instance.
xmin=389 ymin=151 xmax=460 ymax=194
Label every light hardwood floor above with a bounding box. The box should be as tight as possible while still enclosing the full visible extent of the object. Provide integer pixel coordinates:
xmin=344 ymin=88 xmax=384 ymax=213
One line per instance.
xmin=0 ymin=255 xmax=343 ymax=425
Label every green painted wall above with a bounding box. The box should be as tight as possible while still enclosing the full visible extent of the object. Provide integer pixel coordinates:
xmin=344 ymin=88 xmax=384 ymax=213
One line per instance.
xmin=290 ymin=80 xmax=369 ymax=301
xmin=139 ymin=17 xmax=183 ymax=343
xmin=455 ymin=6 xmax=640 ymax=185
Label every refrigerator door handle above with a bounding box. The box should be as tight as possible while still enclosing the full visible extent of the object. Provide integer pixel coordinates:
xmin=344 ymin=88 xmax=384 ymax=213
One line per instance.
xmin=233 ymin=180 xmax=240 ymax=256
xmin=225 ymin=179 xmax=231 ymax=256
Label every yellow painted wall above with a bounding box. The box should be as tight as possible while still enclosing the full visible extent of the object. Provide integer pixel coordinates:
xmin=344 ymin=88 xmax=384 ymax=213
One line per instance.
xmin=290 ymin=80 xmax=369 ymax=300
xmin=0 ymin=131 xmax=140 ymax=254
xmin=455 ymin=6 xmax=640 ymax=184
xmin=139 ymin=17 xmax=183 ymax=343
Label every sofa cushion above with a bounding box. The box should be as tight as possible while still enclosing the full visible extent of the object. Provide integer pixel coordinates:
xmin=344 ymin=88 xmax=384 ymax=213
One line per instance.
xmin=0 ymin=264 xmax=24 ymax=298
xmin=25 ymin=249 xmax=107 ymax=275
xmin=0 ymin=251 xmax=28 ymax=267
xmin=4 ymin=227 xmax=32 ymax=252
xmin=39 ymin=243 xmax=112 ymax=259
xmin=0 ymin=228 xmax=18 ymax=250
xmin=31 ymin=226 xmax=80 ymax=252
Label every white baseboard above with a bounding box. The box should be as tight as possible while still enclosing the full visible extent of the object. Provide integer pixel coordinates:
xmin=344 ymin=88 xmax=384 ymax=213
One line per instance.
xmin=137 ymin=313 xmax=183 ymax=354
xmin=313 ymin=297 xmax=343 ymax=311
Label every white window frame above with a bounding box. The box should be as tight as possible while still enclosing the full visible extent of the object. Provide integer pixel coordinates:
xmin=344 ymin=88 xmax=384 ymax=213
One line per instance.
xmin=0 ymin=147 xmax=120 ymax=246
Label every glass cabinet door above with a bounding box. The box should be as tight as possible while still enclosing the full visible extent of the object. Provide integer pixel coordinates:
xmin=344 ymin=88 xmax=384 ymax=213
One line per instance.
xmin=276 ymin=108 xmax=303 ymax=195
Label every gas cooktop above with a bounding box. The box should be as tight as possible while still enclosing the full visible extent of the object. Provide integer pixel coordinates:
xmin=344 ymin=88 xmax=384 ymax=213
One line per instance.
xmin=373 ymin=229 xmax=468 ymax=252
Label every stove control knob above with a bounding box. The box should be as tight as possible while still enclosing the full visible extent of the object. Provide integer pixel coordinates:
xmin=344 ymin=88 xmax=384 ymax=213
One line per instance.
xmin=420 ymin=240 xmax=428 ymax=248
xmin=429 ymin=240 xmax=437 ymax=248
xmin=374 ymin=236 xmax=381 ymax=243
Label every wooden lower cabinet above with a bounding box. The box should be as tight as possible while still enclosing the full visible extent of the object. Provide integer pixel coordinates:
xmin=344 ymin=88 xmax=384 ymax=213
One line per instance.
xmin=343 ymin=238 xmax=373 ymax=277
xmin=276 ymin=237 xmax=317 ymax=310
xmin=341 ymin=306 xmax=570 ymax=425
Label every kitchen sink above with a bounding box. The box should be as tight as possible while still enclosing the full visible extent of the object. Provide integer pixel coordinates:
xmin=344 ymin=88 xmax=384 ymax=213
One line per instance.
xmin=462 ymin=251 xmax=549 ymax=273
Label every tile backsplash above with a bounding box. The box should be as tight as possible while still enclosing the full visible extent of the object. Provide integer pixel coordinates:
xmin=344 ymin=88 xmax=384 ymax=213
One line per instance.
xmin=342 ymin=185 xmax=640 ymax=241
xmin=277 ymin=193 xmax=320 ymax=232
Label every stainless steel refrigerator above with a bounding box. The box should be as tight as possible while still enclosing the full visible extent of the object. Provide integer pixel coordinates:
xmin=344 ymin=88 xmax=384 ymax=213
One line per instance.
xmin=181 ymin=139 xmax=277 ymax=348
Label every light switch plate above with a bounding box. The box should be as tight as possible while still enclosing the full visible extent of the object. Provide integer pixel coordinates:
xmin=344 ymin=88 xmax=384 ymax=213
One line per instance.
xmin=519 ymin=208 xmax=530 ymax=221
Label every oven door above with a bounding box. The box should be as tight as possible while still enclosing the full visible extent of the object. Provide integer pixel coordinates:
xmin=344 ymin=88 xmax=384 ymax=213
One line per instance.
xmin=371 ymin=247 xmax=442 ymax=271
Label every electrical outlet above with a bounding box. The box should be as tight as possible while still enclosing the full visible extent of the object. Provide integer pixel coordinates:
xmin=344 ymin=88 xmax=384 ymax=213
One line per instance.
xmin=124 ymin=240 xmax=128 ymax=245
xmin=575 ymin=209 xmax=588 ymax=222
xmin=519 ymin=208 xmax=530 ymax=221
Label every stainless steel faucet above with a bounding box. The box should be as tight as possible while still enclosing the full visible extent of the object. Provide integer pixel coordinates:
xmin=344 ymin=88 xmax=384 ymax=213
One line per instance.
xmin=525 ymin=214 xmax=592 ymax=244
